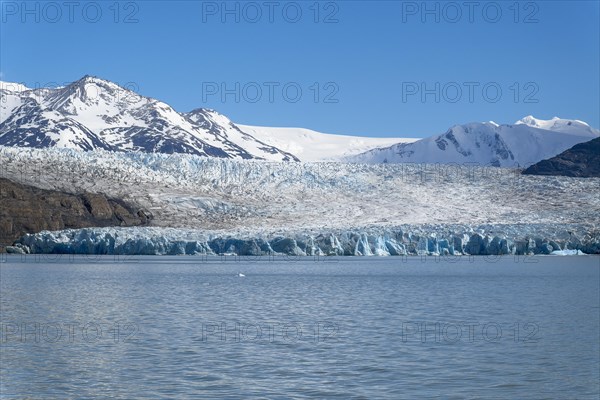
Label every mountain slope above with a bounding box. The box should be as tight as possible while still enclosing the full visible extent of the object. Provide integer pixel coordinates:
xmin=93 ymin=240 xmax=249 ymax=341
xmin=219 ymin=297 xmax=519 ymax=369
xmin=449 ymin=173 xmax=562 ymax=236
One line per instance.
xmin=347 ymin=117 xmax=599 ymax=167
xmin=185 ymin=109 xmax=301 ymax=160
xmin=522 ymin=137 xmax=600 ymax=177
xmin=0 ymin=98 xmax=111 ymax=151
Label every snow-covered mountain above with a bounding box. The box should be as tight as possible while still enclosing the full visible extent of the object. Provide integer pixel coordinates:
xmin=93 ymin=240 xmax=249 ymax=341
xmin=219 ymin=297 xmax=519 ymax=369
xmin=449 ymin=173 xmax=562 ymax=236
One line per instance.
xmin=346 ymin=117 xmax=599 ymax=167
xmin=0 ymin=76 xmax=299 ymax=161
xmin=2 ymin=78 xmax=598 ymax=166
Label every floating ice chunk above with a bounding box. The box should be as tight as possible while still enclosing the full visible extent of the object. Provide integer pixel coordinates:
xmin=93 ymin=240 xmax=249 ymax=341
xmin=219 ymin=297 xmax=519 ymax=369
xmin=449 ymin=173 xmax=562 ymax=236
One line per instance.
xmin=551 ymin=249 xmax=585 ymax=256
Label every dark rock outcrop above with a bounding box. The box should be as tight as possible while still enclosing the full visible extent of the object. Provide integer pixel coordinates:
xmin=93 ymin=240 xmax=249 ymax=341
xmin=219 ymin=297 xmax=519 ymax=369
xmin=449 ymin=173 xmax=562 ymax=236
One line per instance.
xmin=0 ymin=178 xmax=151 ymax=250
xmin=522 ymin=137 xmax=600 ymax=177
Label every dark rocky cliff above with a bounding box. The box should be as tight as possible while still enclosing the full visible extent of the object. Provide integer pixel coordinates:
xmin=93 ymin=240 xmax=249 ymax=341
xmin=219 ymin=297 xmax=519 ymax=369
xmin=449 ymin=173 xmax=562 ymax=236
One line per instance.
xmin=0 ymin=178 xmax=151 ymax=250
xmin=522 ymin=137 xmax=600 ymax=177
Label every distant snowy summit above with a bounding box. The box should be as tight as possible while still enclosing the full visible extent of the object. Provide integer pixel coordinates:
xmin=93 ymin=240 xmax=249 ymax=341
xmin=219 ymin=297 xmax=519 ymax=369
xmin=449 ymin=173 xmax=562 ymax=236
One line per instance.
xmin=1 ymin=77 xmax=598 ymax=166
xmin=516 ymin=115 xmax=596 ymax=135
xmin=346 ymin=116 xmax=599 ymax=167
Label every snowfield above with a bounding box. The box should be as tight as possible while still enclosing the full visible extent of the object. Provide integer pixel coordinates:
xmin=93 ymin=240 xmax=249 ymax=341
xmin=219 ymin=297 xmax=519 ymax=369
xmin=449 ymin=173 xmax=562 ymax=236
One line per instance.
xmin=237 ymin=125 xmax=418 ymax=162
xmin=2 ymin=146 xmax=599 ymax=255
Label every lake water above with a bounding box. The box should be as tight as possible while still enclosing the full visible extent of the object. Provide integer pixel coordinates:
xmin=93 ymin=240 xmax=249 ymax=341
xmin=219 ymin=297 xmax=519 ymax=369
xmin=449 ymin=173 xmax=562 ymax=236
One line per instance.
xmin=1 ymin=255 xmax=599 ymax=399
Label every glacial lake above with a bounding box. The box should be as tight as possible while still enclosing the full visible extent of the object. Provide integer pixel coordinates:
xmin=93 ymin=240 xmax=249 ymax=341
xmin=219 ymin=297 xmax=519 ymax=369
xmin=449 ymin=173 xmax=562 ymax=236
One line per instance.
xmin=1 ymin=255 xmax=599 ymax=399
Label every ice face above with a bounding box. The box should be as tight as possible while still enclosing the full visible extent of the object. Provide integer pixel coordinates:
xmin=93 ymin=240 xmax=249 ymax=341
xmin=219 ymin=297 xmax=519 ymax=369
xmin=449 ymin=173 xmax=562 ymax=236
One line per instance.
xmin=12 ymin=224 xmax=600 ymax=256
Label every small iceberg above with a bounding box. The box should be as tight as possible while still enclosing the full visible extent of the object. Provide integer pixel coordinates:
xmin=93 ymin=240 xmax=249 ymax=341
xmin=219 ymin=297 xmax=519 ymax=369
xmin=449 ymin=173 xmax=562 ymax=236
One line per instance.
xmin=237 ymin=273 xmax=246 ymax=277
xmin=551 ymin=249 xmax=586 ymax=256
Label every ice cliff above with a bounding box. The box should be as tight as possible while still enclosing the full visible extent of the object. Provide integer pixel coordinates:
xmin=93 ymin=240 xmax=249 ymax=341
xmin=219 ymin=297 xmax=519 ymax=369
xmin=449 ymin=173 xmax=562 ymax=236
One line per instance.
xmin=10 ymin=224 xmax=600 ymax=256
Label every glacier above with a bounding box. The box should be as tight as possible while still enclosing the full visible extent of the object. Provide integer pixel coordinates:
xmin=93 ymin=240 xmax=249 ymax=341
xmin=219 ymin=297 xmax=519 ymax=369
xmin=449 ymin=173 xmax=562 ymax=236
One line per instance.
xmin=2 ymin=145 xmax=599 ymax=256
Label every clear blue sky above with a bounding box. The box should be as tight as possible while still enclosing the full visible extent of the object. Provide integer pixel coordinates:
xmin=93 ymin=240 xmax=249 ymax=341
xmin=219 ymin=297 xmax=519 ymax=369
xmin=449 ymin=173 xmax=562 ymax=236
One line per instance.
xmin=1 ymin=0 xmax=599 ymax=137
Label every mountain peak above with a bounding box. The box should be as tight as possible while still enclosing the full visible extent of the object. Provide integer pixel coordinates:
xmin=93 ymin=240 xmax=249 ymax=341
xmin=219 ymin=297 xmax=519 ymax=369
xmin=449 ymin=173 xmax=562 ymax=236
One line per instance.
xmin=70 ymin=75 xmax=122 ymax=89
xmin=78 ymin=74 xmax=107 ymax=83
xmin=516 ymin=115 xmax=580 ymax=127
xmin=516 ymin=115 xmax=546 ymax=126
xmin=188 ymin=107 xmax=216 ymax=115
xmin=515 ymin=115 xmax=595 ymax=134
